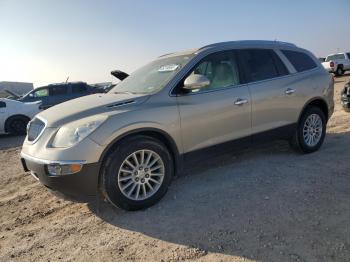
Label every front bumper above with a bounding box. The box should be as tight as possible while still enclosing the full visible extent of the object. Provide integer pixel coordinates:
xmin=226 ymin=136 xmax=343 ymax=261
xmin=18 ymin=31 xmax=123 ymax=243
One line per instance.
xmin=21 ymin=152 xmax=100 ymax=199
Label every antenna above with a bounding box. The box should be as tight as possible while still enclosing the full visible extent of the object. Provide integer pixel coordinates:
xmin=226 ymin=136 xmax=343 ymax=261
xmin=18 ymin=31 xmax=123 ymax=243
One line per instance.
xmin=65 ymin=76 xmax=69 ymax=83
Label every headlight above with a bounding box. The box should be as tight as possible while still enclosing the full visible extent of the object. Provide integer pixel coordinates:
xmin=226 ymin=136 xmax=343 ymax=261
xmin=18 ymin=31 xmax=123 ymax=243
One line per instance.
xmin=51 ymin=115 xmax=107 ymax=148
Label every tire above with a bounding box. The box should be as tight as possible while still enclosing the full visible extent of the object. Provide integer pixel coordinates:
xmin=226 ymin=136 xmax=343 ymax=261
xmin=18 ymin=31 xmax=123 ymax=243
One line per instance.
xmin=101 ymin=135 xmax=174 ymax=211
xmin=336 ymin=66 xmax=344 ymax=76
xmin=6 ymin=116 xmax=29 ymax=135
xmin=290 ymin=106 xmax=326 ymax=154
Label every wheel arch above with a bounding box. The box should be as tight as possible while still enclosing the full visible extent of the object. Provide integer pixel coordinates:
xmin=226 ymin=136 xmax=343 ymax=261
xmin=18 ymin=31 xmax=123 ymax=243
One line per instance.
xmin=4 ymin=114 xmax=31 ymax=133
xmin=298 ymin=97 xmax=329 ymax=124
xmin=98 ymin=127 xmax=183 ymax=178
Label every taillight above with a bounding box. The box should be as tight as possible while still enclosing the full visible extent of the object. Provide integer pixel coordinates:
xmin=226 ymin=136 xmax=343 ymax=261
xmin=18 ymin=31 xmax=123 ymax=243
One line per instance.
xmin=330 ymin=61 xmax=335 ymax=67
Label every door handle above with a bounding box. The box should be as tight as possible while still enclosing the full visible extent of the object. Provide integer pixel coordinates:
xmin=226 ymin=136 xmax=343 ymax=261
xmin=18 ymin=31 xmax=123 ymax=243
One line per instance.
xmin=285 ymin=88 xmax=296 ymax=95
xmin=234 ymin=98 xmax=248 ymax=105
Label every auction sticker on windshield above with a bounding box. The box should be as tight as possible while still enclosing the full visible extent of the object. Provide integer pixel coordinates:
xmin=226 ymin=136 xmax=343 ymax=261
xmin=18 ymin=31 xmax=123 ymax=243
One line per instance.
xmin=158 ymin=64 xmax=179 ymax=72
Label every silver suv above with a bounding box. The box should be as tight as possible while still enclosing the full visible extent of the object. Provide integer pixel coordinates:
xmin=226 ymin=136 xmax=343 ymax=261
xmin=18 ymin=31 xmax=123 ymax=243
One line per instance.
xmin=21 ymin=40 xmax=334 ymax=210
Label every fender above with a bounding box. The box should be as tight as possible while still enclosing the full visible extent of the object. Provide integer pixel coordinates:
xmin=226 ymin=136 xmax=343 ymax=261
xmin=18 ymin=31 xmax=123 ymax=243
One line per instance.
xmin=98 ymin=127 xmax=184 ymax=175
xmin=297 ymin=97 xmax=329 ymax=123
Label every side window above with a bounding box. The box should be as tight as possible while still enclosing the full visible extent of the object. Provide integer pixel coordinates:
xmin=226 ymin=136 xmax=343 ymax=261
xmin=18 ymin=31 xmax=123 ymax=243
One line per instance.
xmin=239 ymin=49 xmax=287 ymax=82
xmin=72 ymin=83 xmax=87 ymax=93
xmin=186 ymin=50 xmax=240 ymax=92
xmin=326 ymin=55 xmax=335 ymax=62
xmin=34 ymin=88 xmax=49 ymax=97
xmin=347 ymin=53 xmax=350 ymax=59
xmin=336 ymin=54 xmax=345 ymax=59
xmin=282 ymin=50 xmax=317 ymax=72
xmin=0 ymin=101 xmax=6 ymax=108
xmin=50 ymin=85 xmax=67 ymax=96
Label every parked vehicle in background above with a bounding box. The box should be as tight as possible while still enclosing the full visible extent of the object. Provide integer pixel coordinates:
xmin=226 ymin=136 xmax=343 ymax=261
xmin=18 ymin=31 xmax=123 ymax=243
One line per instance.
xmin=21 ymin=40 xmax=334 ymax=211
xmin=0 ymin=99 xmax=41 ymax=135
xmin=111 ymin=70 xmax=129 ymax=81
xmin=341 ymin=81 xmax=350 ymax=112
xmin=322 ymin=52 xmax=350 ymax=76
xmin=19 ymin=82 xmax=105 ymax=109
xmin=100 ymin=70 xmax=130 ymax=92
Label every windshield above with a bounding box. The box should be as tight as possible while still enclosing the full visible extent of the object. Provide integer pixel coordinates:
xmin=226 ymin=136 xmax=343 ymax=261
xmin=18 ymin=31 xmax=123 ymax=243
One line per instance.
xmin=109 ymin=54 xmax=195 ymax=94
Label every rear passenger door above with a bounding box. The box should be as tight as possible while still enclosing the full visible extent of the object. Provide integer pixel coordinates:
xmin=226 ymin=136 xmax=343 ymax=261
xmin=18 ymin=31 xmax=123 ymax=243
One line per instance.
xmin=49 ymin=85 xmax=69 ymax=106
xmin=239 ymin=49 xmax=300 ymax=135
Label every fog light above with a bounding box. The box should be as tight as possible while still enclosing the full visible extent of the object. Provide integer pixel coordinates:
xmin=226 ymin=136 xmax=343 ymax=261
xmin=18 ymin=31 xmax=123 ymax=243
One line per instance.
xmin=47 ymin=163 xmax=83 ymax=176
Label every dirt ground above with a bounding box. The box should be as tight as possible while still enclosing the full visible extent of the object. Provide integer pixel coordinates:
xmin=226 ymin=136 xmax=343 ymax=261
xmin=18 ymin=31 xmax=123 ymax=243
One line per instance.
xmin=1 ymin=74 xmax=350 ymax=262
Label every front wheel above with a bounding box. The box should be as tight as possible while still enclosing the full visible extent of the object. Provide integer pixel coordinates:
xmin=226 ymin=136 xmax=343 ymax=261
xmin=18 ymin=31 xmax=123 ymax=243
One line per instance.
xmin=6 ymin=116 xmax=29 ymax=135
xmin=101 ymin=136 xmax=173 ymax=211
xmin=290 ymin=106 xmax=326 ymax=154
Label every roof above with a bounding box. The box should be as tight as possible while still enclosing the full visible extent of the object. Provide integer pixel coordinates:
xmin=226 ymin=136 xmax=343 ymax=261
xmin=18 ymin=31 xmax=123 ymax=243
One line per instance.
xmin=199 ymin=40 xmax=296 ymax=50
xmin=47 ymin=81 xmax=86 ymax=86
xmin=326 ymin=52 xmax=349 ymax=56
xmin=159 ymin=40 xmax=297 ymax=58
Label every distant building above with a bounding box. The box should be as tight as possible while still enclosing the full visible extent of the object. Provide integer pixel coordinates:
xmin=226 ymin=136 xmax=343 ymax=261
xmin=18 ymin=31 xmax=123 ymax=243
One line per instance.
xmin=0 ymin=81 xmax=33 ymax=98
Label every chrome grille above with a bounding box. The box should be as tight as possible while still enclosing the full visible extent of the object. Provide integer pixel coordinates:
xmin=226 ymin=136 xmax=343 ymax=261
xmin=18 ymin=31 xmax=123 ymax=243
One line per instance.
xmin=27 ymin=118 xmax=45 ymax=142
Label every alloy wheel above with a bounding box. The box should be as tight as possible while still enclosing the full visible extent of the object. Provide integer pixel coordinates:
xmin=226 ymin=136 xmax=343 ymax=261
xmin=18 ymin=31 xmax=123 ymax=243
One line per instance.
xmin=302 ymin=114 xmax=323 ymax=147
xmin=117 ymin=149 xmax=165 ymax=201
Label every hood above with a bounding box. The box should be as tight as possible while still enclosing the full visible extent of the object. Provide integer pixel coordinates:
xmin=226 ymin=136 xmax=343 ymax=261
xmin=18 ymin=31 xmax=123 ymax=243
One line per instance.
xmin=37 ymin=93 xmax=149 ymax=127
xmin=3 ymin=89 xmax=21 ymax=99
xmin=0 ymin=98 xmax=41 ymax=105
xmin=111 ymin=70 xmax=129 ymax=81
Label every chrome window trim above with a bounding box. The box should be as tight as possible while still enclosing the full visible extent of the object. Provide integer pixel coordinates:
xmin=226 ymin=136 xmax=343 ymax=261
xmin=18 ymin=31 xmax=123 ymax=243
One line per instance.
xmin=26 ymin=115 xmax=47 ymax=145
xmin=173 ymin=83 xmax=248 ymax=97
xmin=167 ymin=46 xmax=320 ymax=98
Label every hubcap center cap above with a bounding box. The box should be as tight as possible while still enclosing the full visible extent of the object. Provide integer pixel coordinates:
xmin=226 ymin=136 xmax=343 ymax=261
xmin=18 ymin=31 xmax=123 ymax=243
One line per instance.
xmin=137 ymin=170 xmax=146 ymax=178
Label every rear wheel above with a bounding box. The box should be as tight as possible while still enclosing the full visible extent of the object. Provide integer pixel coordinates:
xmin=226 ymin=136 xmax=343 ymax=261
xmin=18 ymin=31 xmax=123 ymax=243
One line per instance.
xmin=6 ymin=116 xmax=29 ymax=135
xmin=336 ymin=66 xmax=344 ymax=76
xmin=290 ymin=106 xmax=326 ymax=153
xmin=101 ymin=136 xmax=173 ymax=211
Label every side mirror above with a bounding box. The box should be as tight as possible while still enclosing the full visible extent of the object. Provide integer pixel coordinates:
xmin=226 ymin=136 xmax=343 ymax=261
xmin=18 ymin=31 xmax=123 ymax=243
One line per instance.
xmin=183 ymin=74 xmax=210 ymax=90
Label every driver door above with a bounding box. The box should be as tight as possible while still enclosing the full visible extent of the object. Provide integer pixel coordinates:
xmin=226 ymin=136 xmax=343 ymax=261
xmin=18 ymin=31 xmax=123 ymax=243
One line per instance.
xmin=176 ymin=50 xmax=251 ymax=153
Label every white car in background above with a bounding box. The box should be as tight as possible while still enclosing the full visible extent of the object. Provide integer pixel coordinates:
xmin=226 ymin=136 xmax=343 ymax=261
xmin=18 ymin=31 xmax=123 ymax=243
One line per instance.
xmin=0 ymin=98 xmax=42 ymax=135
xmin=322 ymin=52 xmax=350 ymax=76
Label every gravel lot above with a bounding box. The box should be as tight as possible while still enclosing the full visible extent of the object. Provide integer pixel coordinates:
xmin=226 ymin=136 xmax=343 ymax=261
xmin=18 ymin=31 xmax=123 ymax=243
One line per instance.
xmin=1 ymin=75 xmax=350 ymax=262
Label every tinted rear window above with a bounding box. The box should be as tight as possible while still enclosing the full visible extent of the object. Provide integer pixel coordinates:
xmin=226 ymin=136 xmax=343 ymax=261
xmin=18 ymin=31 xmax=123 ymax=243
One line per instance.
xmin=239 ymin=49 xmax=289 ymax=82
xmin=282 ymin=50 xmax=317 ymax=72
xmin=0 ymin=101 xmax=6 ymax=108
xmin=72 ymin=83 xmax=87 ymax=93
xmin=50 ymin=85 xmax=67 ymax=96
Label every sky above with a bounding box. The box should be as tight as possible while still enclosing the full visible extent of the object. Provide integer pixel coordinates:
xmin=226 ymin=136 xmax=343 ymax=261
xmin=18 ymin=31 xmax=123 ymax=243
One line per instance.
xmin=0 ymin=0 xmax=349 ymax=87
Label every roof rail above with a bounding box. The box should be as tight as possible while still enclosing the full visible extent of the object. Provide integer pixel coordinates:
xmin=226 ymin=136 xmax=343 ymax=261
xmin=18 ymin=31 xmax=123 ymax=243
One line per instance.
xmin=199 ymin=40 xmax=297 ymax=50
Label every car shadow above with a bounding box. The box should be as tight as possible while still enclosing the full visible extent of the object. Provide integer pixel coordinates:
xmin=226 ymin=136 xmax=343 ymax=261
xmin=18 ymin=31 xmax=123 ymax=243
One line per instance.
xmin=87 ymin=131 xmax=350 ymax=261
xmin=0 ymin=134 xmax=25 ymax=150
